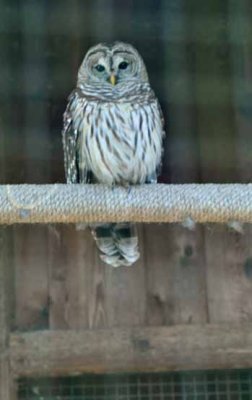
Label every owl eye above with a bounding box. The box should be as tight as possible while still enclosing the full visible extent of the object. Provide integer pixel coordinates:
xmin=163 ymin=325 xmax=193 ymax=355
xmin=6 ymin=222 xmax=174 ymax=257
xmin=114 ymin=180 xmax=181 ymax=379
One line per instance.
xmin=95 ymin=64 xmax=105 ymax=72
xmin=118 ymin=61 xmax=129 ymax=70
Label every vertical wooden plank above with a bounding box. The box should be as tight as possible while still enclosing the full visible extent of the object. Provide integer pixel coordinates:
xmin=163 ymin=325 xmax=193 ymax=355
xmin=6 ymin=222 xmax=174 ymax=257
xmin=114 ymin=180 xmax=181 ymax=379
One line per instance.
xmin=228 ymin=0 xmax=252 ymax=181
xmin=0 ymin=227 xmax=17 ymax=399
xmin=14 ymin=226 xmax=49 ymax=331
xmin=0 ymin=115 xmax=5 ymax=183
xmin=0 ymin=0 xmax=6 ymax=185
xmin=47 ymin=0 xmax=85 ymax=330
xmin=203 ymin=0 xmax=252 ymax=324
xmin=104 ymin=225 xmax=146 ymax=327
xmin=228 ymin=0 xmax=252 ymax=311
xmin=11 ymin=1 xmax=50 ymax=330
xmin=47 ymin=225 xmax=68 ymax=329
xmin=0 ymin=0 xmax=22 ymax=185
xmin=21 ymin=0 xmax=50 ymax=183
xmin=190 ymin=0 xmax=251 ymax=324
xmin=143 ymin=0 xmax=207 ymax=327
xmin=47 ymin=0 xmax=89 ymax=183
xmin=205 ymin=225 xmax=252 ymax=322
xmin=82 ymin=238 xmax=108 ymax=330
xmin=0 ymin=3 xmax=18 ymax=396
xmin=0 ymin=0 xmax=5 ymax=211
xmin=145 ymin=224 xmax=208 ymax=325
xmin=48 ymin=0 xmax=116 ymax=332
xmin=189 ymin=0 xmax=237 ymax=182
xmin=48 ymin=225 xmax=96 ymax=330
xmin=49 ymin=224 xmax=110 ymax=330
xmin=161 ymin=0 xmax=200 ymax=182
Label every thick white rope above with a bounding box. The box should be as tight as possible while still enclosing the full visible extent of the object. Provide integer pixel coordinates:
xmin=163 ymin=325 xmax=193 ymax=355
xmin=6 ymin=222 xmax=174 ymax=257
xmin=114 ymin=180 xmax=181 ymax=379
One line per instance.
xmin=0 ymin=183 xmax=251 ymax=225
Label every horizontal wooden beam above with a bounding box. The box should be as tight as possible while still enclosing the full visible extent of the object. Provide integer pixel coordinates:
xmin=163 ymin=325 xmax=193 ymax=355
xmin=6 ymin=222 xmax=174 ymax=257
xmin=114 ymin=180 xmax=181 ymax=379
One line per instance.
xmin=10 ymin=324 xmax=252 ymax=377
xmin=1 ymin=183 xmax=252 ymax=224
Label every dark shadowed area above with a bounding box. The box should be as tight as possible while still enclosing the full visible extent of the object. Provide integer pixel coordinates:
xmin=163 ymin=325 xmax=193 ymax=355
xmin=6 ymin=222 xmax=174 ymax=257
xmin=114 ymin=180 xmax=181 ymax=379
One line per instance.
xmin=1 ymin=0 xmax=252 ymax=184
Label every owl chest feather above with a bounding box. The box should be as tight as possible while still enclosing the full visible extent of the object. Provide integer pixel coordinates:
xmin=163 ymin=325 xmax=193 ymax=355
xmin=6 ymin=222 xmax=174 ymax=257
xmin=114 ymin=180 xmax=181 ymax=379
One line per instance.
xmin=77 ymin=99 xmax=163 ymax=185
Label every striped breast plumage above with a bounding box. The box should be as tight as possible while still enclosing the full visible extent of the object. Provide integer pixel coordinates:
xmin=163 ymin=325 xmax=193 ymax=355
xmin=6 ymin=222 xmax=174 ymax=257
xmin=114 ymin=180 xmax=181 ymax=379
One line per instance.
xmin=72 ymin=94 xmax=163 ymax=185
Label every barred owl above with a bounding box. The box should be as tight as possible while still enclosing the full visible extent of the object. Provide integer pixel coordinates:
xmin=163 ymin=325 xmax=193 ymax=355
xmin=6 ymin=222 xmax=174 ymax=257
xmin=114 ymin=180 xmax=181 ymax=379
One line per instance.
xmin=62 ymin=42 xmax=165 ymax=267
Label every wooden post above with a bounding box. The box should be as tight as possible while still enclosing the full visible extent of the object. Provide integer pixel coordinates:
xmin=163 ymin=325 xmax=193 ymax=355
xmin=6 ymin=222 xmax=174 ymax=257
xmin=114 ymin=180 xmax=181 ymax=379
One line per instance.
xmin=0 ymin=229 xmax=17 ymax=399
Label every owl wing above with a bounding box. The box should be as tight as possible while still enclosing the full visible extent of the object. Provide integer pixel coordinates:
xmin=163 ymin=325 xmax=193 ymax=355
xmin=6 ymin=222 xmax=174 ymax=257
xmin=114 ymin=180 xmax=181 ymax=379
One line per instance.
xmin=62 ymin=90 xmax=90 ymax=184
xmin=145 ymin=97 xmax=165 ymax=184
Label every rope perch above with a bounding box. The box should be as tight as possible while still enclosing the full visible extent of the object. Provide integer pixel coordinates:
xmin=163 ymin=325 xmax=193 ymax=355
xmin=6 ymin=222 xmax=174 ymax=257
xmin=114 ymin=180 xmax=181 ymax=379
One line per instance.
xmin=0 ymin=183 xmax=252 ymax=225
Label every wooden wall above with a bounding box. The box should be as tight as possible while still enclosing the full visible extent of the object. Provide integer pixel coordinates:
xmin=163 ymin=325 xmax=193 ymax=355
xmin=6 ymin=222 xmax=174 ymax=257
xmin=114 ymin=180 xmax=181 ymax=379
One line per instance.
xmin=11 ymin=222 xmax=252 ymax=334
xmin=1 ymin=0 xmax=252 ymax=380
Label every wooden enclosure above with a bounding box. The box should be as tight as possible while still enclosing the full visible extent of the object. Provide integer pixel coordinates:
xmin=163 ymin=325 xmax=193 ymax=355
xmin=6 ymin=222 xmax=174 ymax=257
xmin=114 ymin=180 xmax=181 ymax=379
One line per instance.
xmin=1 ymin=0 xmax=252 ymax=398
xmin=1 ymin=220 xmax=252 ymax=396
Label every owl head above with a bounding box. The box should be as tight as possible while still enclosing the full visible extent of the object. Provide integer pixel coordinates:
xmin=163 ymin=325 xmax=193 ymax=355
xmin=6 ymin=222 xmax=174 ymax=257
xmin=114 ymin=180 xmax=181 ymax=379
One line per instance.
xmin=77 ymin=42 xmax=149 ymax=87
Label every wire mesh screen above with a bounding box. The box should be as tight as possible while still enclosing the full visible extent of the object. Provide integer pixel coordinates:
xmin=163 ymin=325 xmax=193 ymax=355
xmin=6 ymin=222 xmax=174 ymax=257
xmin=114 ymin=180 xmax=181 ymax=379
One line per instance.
xmin=18 ymin=370 xmax=252 ymax=400
xmin=1 ymin=0 xmax=252 ymax=186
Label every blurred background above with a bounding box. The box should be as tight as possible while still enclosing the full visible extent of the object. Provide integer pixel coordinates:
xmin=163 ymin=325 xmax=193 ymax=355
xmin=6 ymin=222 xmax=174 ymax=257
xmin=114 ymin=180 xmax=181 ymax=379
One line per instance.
xmin=1 ymin=0 xmax=252 ymax=185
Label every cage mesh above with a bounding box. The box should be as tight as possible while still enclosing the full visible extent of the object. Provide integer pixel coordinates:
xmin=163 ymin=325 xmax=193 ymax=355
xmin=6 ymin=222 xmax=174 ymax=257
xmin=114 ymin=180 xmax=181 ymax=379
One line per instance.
xmin=18 ymin=369 xmax=252 ymax=400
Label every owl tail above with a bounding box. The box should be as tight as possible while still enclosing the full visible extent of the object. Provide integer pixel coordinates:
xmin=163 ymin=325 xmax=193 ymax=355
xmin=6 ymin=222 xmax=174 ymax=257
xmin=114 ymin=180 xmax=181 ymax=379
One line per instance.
xmin=91 ymin=223 xmax=140 ymax=267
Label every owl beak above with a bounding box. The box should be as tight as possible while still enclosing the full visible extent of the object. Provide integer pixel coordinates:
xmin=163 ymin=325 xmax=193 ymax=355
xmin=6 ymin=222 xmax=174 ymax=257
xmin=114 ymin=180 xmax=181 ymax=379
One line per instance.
xmin=109 ymin=74 xmax=117 ymax=86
